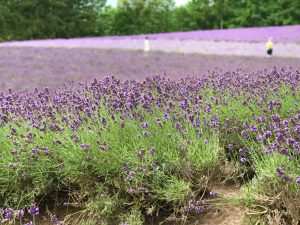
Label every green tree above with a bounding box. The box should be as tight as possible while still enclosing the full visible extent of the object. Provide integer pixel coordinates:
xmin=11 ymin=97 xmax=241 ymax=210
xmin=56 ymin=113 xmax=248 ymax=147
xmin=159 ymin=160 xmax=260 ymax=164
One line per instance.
xmin=110 ymin=0 xmax=176 ymax=35
xmin=230 ymin=0 xmax=300 ymax=28
xmin=0 ymin=0 xmax=105 ymax=40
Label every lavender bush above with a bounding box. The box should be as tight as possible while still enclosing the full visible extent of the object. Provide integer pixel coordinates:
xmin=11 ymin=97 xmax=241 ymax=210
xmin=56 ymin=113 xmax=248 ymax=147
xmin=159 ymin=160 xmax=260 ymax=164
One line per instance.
xmin=137 ymin=25 xmax=300 ymax=43
xmin=1 ymin=25 xmax=300 ymax=43
xmin=0 ymin=67 xmax=299 ymax=224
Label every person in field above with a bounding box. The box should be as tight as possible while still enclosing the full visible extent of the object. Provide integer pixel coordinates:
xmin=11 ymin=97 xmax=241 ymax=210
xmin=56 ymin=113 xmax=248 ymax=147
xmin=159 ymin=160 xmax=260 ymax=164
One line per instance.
xmin=266 ymin=37 xmax=273 ymax=57
xmin=144 ymin=36 xmax=150 ymax=53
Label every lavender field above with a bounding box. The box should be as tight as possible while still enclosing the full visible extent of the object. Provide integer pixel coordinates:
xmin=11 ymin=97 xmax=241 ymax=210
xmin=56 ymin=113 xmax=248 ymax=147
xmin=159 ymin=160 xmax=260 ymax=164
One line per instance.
xmin=2 ymin=25 xmax=300 ymax=42
xmin=1 ymin=25 xmax=300 ymax=58
xmin=0 ymin=47 xmax=300 ymax=92
xmin=0 ymin=26 xmax=299 ymax=225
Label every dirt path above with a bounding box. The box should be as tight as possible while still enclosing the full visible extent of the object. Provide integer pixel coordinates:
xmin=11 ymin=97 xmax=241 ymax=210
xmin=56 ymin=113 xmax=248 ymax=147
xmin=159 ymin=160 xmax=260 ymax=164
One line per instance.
xmin=188 ymin=185 xmax=247 ymax=225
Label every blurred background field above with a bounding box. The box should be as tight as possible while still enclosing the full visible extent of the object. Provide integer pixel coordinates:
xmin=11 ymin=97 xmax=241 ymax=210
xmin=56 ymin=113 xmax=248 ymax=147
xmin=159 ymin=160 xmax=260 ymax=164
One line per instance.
xmin=0 ymin=24 xmax=300 ymax=91
xmin=0 ymin=46 xmax=300 ymax=91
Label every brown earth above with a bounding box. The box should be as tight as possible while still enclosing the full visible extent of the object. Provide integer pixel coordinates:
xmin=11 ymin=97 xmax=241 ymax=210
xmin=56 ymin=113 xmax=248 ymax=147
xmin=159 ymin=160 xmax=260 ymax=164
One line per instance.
xmin=33 ymin=185 xmax=247 ymax=225
xmin=186 ymin=185 xmax=247 ymax=225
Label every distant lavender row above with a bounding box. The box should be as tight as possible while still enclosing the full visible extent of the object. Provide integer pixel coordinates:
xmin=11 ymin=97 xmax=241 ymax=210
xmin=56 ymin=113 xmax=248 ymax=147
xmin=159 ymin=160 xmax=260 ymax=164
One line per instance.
xmin=112 ymin=25 xmax=300 ymax=43
xmin=0 ymin=47 xmax=299 ymax=91
xmin=1 ymin=25 xmax=300 ymax=44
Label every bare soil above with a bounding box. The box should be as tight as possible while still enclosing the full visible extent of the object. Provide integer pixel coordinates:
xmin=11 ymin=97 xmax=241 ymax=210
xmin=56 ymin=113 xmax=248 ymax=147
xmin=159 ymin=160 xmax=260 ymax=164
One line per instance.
xmin=186 ymin=185 xmax=247 ymax=225
xmin=34 ymin=185 xmax=247 ymax=225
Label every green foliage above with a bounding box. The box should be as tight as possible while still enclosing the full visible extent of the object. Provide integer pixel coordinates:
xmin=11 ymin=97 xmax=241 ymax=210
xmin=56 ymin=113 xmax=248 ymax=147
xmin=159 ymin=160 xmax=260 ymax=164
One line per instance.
xmin=0 ymin=0 xmax=102 ymax=40
xmin=109 ymin=0 xmax=176 ymax=35
xmin=119 ymin=209 xmax=145 ymax=225
xmin=230 ymin=0 xmax=300 ymax=28
xmin=0 ymin=104 xmax=224 ymax=223
xmin=0 ymin=0 xmax=299 ymax=41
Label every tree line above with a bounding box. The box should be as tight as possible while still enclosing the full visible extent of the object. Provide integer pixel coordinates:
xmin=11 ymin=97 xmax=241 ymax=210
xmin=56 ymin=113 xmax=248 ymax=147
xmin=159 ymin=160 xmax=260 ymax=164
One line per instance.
xmin=0 ymin=0 xmax=299 ymax=41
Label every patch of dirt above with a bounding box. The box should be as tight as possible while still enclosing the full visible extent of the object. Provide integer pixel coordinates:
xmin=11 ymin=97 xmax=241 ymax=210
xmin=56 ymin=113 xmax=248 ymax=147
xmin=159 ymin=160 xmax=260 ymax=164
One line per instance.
xmin=194 ymin=206 xmax=247 ymax=225
xmin=187 ymin=185 xmax=247 ymax=225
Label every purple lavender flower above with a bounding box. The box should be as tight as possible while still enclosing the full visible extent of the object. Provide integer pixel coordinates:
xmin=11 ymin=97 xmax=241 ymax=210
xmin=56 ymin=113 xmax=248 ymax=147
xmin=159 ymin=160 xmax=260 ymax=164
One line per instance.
xmin=28 ymin=203 xmax=39 ymax=216
xmin=141 ymin=122 xmax=149 ymax=128
xmin=243 ymin=120 xmax=249 ymax=128
xmin=272 ymin=114 xmax=280 ymax=123
xmin=211 ymin=114 xmax=219 ymax=127
xmin=250 ymin=125 xmax=258 ymax=132
xmin=128 ymin=171 xmax=136 ymax=176
xmin=10 ymin=150 xmax=18 ymax=155
xmin=265 ymin=130 xmax=272 ymax=138
xmin=5 ymin=208 xmax=13 ymax=219
xmin=50 ymin=215 xmax=58 ymax=224
xmin=99 ymin=145 xmax=107 ymax=151
xmin=150 ymin=147 xmax=155 ymax=156
xmin=282 ymin=120 xmax=289 ymax=127
xmin=240 ymin=157 xmax=247 ymax=163
xmin=150 ymin=162 xmax=157 ymax=168
xmin=143 ymin=130 xmax=149 ymax=136
xmin=281 ymin=175 xmax=292 ymax=182
xmin=127 ymin=188 xmax=136 ymax=193
xmin=30 ymin=148 xmax=39 ymax=155
xmin=179 ymin=101 xmax=187 ymax=110
xmin=80 ymin=144 xmax=90 ymax=151
xmin=15 ymin=209 xmax=24 ymax=219
xmin=70 ymin=134 xmax=79 ymax=142
xmin=101 ymin=117 xmax=107 ymax=126
xmin=163 ymin=112 xmax=170 ymax=120
xmin=256 ymin=134 xmax=264 ymax=143
xmin=195 ymin=206 xmax=205 ymax=213
xmin=156 ymin=118 xmax=162 ymax=127
xmin=24 ymin=221 xmax=33 ymax=225
xmin=241 ymin=130 xmax=249 ymax=139
xmin=296 ymin=176 xmax=300 ymax=184
xmin=63 ymin=201 xmax=68 ymax=207
xmin=204 ymin=104 xmax=211 ymax=113
xmin=276 ymin=167 xmax=284 ymax=175
xmin=209 ymin=191 xmax=217 ymax=197
xmin=13 ymin=141 xmax=21 ymax=147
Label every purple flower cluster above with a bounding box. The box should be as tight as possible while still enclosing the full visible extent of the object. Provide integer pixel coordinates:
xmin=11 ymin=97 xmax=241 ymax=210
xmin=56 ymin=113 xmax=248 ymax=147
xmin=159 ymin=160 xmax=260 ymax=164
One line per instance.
xmin=0 ymin=206 xmax=64 ymax=225
xmin=0 ymin=206 xmax=33 ymax=223
xmin=184 ymin=198 xmax=211 ymax=214
xmin=0 ymin=66 xmax=299 ymax=222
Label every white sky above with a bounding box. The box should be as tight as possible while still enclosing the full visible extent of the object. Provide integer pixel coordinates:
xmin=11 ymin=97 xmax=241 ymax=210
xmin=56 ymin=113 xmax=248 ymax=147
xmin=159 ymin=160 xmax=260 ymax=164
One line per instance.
xmin=106 ymin=0 xmax=190 ymax=7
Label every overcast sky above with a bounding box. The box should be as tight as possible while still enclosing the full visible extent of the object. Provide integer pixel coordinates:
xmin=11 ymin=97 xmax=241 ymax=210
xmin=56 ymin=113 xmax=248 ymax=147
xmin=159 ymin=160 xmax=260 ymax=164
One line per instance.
xmin=106 ymin=0 xmax=190 ymax=7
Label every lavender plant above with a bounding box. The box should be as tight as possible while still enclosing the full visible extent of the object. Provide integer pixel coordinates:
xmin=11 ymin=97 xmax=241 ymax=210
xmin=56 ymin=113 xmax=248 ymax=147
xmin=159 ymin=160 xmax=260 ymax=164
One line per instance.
xmin=0 ymin=67 xmax=299 ymax=224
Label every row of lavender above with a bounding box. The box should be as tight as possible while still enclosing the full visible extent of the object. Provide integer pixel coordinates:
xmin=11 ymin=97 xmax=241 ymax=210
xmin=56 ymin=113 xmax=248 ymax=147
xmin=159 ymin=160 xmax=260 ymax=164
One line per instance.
xmin=1 ymin=47 xmax=300 ymax=92
xmin=1 ymin=25 xmax=299 ymax=59
xmin=2 ymin=39 xmax=300 ymax=58
xmin=0 ymin=67 xmax=299 ymax=224
xmin=1 ymin=25 xmax=300 ymax=43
